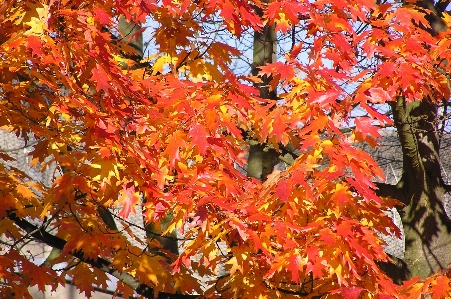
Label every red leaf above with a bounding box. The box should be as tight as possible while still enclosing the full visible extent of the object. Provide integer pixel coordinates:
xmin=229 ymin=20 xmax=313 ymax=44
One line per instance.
xmin=93 ymin=7 xmax=111 ymax=25
xmin=15 ymin=251 xmax=62 ymax=293
xmin=91 ymin=65 xmax=111 ymax=92
xmin=394 ymin=7 xmax=429 ymax=29
xmin=271 ymin=109 xmax=290 ymax=144
xmin=229 ymin=218 xmax=249 ymax=241
xmin=267 ymin=2 xmax=282 ymax=19
xmin=311 ymin=90 xmax=341 ymax=107
xmin=355 ymin=117 xmax=381 ymax=139
xmin=229 ymin=92 xmax=254 ymax=110
xmin=117 ymin=182 xmax=139 ymax=218
xmin=286 ymin=253 xmax=302 ymax=282
xmin=430 ymin=276 xmax=451 ymax=299
xmin=276 ymin=179 xmax=292 ymax=202
xmin=335 ymin=219 xmax=354 ymax=239
xmin=366 ymin=87 xmax=391 ymax=104
xmin=258 ymin=62 xmax=295 ymax=82
xmin=153 ymin=201 xmax=170 ymax=221
xmin=239 ymin=6 xmax=262 ymax=28
xmin=319 ymin=228 xmax=336 ymax=245
xmin=27 ymin=36 xmax=42 ymax=56
xmin=360 ymin=102 xmax=393 ymax=126
xmin=305 ymin=246 xmax=324 ymax=278
xmin=338 ymin=286 xmax=363 ymax=299
xmin=188 ymin=124 xmax=210 ymax=155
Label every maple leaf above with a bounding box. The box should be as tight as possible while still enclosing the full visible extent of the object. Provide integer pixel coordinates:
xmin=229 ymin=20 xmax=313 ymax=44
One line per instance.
xmin=310 ymin=90 xmax=341 ymax=107
xmin=336 ymin=286 xmax=364 ymax=299
xmin=229 ymin=218 xmax=249 ymax=241
xmin=258 ymin=62 xmax=295 ymax=83
xmin=23 ymin=259 xmax=61 ymax=292
xmin=285 ymin=252 xmax=306 ymax=283
xmin=117 ymin=181 xmax=140 ymax=218
xmin=429 ymin=276 xmax=451 ymax=299
xmin=24 ymin=17 xmax=46 ymax=35
xmin=88 ymin=157 xmax=121 ymax=184
xmin=226 ymin=256 xmax=243 ymax=276
xmin=366 ymin=87 xmax=391 ymax=104
xmin=91 ymin=65 xmax=112 ymax=92
xmin=27 ymin=35 xmax=42 ymax=56
xmin=2 ymin=0 xmax=450 ymax=297
xmin=354 ymin=117 xmax=381 ymax=140
xmin=319 ymin=228 xmax=337 ymax=245
xmin=93 ymin=7 xmax=111 ymax=25
xmin=152 ymin=54 xmax=172 ymax=75
xmin=188 ymin=124 xmax=210 ymax=155
xmin=394 ymin=7 xmax=429 ymax=29
xmin=69 ymin=263 xmax=96 ymax=297
xmin=16 ymin=184 xmax=35 ymax=199
xmin=276 ymin=179 xmax=292 ymax=202
xmin=360 ymin=101 xmax=393 ymax=126
xmin=164 ymin=130 xmax=187 ymax=167
xmin=274 ymin=13 xmax=291 ymax=33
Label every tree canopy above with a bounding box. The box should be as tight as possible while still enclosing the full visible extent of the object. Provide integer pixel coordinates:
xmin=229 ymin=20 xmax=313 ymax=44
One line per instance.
xmin=1 ymin=0 xmax=451 ymax=298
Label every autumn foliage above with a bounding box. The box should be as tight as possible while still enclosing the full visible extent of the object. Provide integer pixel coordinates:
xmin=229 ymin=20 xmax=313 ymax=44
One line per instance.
xmin=2 ymin=0 xmax=451 ymax=298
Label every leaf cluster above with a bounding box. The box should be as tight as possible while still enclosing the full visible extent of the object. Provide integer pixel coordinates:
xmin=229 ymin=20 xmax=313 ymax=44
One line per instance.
xmin=2 ymin=0 xmax=451 ymax=298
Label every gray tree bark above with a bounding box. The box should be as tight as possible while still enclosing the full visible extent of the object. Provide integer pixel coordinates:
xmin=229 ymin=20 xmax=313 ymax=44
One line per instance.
xmin=376 ymin=0 xmax=451 ymax=281
xmin=247 ymin=1 xmax=279 ymax=181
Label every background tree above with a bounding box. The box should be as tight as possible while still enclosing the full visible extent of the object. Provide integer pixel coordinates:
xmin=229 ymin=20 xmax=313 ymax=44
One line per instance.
xmin=2 ymin=1 xmax=451 ymax=299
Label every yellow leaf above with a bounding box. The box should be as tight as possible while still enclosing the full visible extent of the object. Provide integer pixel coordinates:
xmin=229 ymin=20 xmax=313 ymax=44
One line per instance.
xmin=226 ymin=256 xmax=243 ymax=276
xmin=291 ymin=78 xmax=310 ymax=94
xmin=329 ymin=263 xmax=343 ymax=284
xmin=86 ymin=16 xmax=94 ymax=25
xmin=88 ymin=159 xmax=122 ymax=183
xmin=23 ymin=3 xmax=49 ymax=36
xmin=444 ymin=12 xmax=451 ymax=27
xmin=24 ymin=18 xmax=45 ymax=36
xmin=152 ymin=54 xmax=171 ymax=75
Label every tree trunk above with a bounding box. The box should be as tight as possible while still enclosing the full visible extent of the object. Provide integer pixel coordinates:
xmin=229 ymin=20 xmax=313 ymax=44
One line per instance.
xmin=377 ymin=95 xmax=451 ymax=282
xmin=376 ymin=0 xmax=451 ymax=282
xmin=387 ymin=96 xmax=451 ymax=279
xmin=118 ymin=18 xmax=179 ymax=256
xmin=247 ymin=1 xmax=279 ymax=180
xmin=118 ymin=16 xmax=143 ymax=61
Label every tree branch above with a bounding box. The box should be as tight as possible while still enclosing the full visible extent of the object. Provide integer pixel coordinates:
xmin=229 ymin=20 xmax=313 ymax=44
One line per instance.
xmin=7 ymin=212 xmax=199 ymax=299
xmin=435 ymin=0 xmax=451 ymax=15
xmin=374 ymin=181 xmax=408 ymax=205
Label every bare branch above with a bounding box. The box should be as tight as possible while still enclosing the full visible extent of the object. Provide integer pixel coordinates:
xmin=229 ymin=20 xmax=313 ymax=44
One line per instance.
xmin=7 ymin=212 xmax=200 ymax=299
